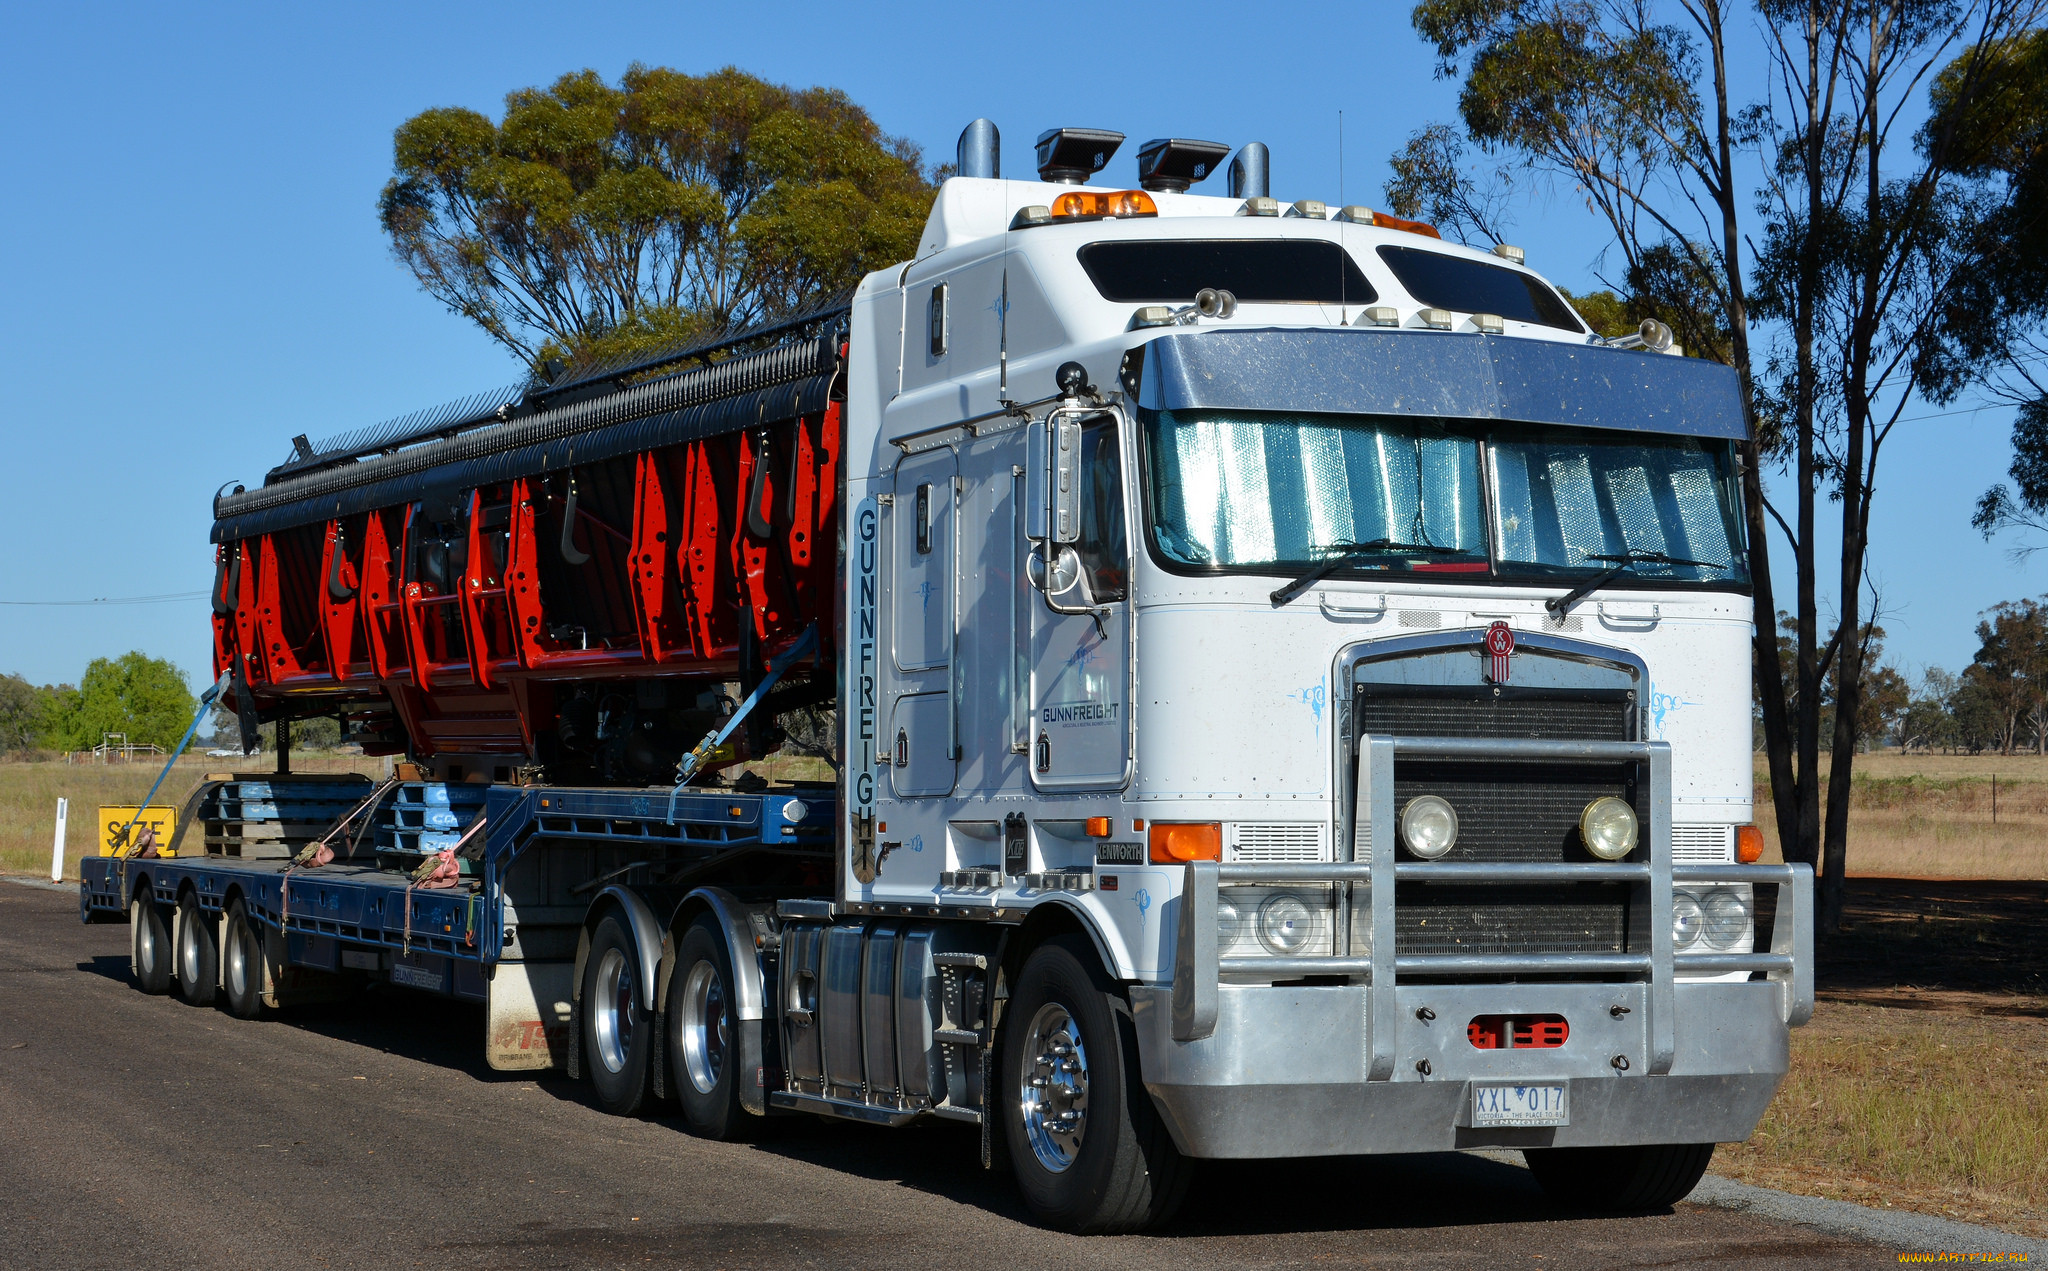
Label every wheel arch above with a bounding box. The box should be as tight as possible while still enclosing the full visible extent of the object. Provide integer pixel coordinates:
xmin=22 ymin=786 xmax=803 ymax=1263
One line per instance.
xmin=572 ymin=885 xmax=665 ymax=1013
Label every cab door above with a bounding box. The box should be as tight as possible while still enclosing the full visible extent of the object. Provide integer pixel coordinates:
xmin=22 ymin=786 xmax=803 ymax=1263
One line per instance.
xmin=1029 ymin=410 xmax=1131 ymax=789
xmin=886 ymin=446 xmax=957 ymax=797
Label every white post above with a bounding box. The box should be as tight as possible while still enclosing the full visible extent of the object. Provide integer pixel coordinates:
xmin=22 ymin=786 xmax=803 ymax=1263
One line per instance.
xmin=50 ymin=798 xmax=69 ymax=882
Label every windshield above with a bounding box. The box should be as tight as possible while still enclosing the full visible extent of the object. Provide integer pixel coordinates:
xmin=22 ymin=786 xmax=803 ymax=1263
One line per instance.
xmin=1141 ymin=409 xmax=1749 ymax=587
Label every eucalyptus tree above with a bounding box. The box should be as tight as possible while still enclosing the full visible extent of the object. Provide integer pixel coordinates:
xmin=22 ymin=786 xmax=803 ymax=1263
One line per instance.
xmin=379 ymin=65 xmax=936 ymax=371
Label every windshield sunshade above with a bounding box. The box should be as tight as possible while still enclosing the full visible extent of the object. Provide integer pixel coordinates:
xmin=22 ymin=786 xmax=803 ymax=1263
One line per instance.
xmin=1143 ymin=410 xmax=1484 ymax=569
xmin=1377 ymin=246 xmax=1583 ymax=332
xmin=1079 ymin=240 xmax=1377 ymax=305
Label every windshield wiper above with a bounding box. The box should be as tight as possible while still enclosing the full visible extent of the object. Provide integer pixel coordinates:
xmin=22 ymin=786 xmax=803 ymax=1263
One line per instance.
xmin=1270 ymin=539 xmax=1471 ymax=607
xmin=1544 ymin=550 xmax=1727 ymax=616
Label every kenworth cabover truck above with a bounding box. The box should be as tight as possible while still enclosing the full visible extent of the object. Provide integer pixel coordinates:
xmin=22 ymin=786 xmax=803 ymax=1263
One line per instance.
xmin=83 ymin=121 xmax=1812 ymax=1234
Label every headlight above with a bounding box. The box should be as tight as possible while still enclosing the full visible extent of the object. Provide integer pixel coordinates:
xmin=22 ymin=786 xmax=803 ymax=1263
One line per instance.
xmin=1702 ymin=887 xmax=1750 ymax=950
xmin=1216 ymin=894 xmax=1246 ymax=952
xmin=1400 ymin=795 xmax=1459 ymax=859
xmin=1671 ymin=891 xmax=1703 ymax=950
xmin=781 ymin=799 xmax=809 ymax=824
xmin=1579 ymin=796 xmax=1638 ymax=860
xmin=1257 ymin=892 xmax=1319 ymax=955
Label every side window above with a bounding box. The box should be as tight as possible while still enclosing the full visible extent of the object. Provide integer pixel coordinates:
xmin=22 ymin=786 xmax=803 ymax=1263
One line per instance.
xmin=1073 ymin=418 xmax=1128 ymax=601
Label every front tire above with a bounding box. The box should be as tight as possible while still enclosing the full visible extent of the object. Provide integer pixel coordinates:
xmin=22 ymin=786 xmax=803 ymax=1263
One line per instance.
xmin=1523 ymin=1142 xmax=1716 ymax=1211
xmin=131 ymin=893 xmax=171 ymax=995
xmin=175 ymin=893 xmax=218 ymax=1006
xmin=581 ymin=916 xmax=653 ymax=1116
xmin=999 ymin=935 xmax=1190 ymax=1234
xmin=221 ymin=900 xmax=266 ymax=1019
xmin=668 ymin=917 xmax=746 ymax=1139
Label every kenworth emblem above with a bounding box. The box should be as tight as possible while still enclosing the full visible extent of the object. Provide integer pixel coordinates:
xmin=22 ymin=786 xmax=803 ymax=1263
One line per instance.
xmin=1485 ymin=621 xmax=1516 ymax=684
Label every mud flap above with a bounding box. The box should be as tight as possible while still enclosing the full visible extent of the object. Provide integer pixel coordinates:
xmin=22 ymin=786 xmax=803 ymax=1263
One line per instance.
xmin=486 ymin=962 xmax=575 ymax=1071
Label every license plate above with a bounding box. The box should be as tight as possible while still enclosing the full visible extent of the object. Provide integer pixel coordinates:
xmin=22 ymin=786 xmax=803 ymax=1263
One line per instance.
xmin=1471 ymin=1083 xmax=1570 ymax=1127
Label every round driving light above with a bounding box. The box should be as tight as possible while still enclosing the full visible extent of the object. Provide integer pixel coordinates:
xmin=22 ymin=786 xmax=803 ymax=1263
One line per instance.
xmin=1579 ymin=796 xmax=1638 ymax=860
xmin=1257 ymin=893 xmax=1318 ymax=955
xmin=1671 ymin=891 xmax=1704 ymax=950
xmin=1400 ymin=795 xmax=1459 ymax=859
xmin=1702 ymin=888 xmax=1749 ymax=950
xmin=781 ymin=799 xmax=809 ymax=824
xmin=1216 ymin=895 xmax=1246 ymax=952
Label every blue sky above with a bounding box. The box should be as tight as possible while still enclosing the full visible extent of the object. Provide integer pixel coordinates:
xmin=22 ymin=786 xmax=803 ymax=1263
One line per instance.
xmin=0 ymin=0 xmax=2033 ymax=697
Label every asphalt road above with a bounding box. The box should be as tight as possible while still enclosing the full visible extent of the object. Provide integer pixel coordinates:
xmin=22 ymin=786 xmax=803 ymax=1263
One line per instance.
xmin=0 ymin=883 xmax=1900 ymax=1270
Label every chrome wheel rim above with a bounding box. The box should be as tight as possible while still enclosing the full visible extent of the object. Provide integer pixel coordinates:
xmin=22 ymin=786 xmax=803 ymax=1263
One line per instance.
xmin=135 ymin=902 xmax=157 ymax=976
xmin=179 ymin=906 xmax=200 ymax=984
xmin=1018 ymin=1001 xmax=1089 ymax=1173
xmin=226 ymin=921 xmax=249 ymax=998
xmin=591 ymin=948 xmax=635 ymax=1075
xmin=679 ymin=959 xmax=729 ymax=1095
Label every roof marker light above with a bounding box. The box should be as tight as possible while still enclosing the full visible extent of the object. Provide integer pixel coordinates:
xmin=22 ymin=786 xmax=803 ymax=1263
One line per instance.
xmin=1474 ymin=313 xmax=1505 ymax=334
xmin=1011 ymin=205 xmax=1052 ymax=229
xmin=1130 ymin=306 xmax=1176 ymax=329
xmin=1419 ymin=308 xmax=1454 ymax=330
xmin=1492 ymin=243 xmax=1527 ymax=264
xmin=1287 ymin=199 xmax=1328 ymax=219
xmin=1334 ymin=205 xmax=1375 ymax=224
xmin=1237 ymin=196 xmax=1280 ymax=217
xmin=1358 ymin=306 xmax=1400 ymax=327
xmin=1048 ymin=189 xmax=1158 ymax=221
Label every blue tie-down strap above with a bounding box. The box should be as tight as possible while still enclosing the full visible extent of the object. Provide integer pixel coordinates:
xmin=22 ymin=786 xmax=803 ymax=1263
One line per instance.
xmin=667 ymin=623 xmax=820 ymax=824
xmin=117 ymin=669 xmax=233 ymax=855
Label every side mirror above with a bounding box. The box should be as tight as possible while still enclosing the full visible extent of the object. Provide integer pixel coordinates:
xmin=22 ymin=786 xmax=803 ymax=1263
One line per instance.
xmin=1026 ymin=417 xmax=1048 ymax=542
xmin=1027 ymin=543 xmax=1082 ymax=596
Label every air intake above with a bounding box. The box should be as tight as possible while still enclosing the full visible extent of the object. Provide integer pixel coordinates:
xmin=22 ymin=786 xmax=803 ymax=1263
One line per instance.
xmin=1135 ymin=138 xmax=1230 ymax=193
xmin=956 ymin=118 xmax=999 ymax=179
xmin=1035 ymin=127 xmax=1124 ymax=184
xmin=1227 ymin=143 xmax=1270 ymax=199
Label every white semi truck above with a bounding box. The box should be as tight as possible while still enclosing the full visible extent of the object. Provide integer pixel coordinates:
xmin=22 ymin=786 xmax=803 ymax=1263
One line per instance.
xmin=88 ymin=120 xmax=1811 ymax=1235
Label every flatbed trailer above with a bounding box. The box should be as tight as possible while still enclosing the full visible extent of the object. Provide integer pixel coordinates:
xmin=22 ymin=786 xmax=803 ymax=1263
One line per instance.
xmin=83 ymin=780 xmax=832 ymax=1072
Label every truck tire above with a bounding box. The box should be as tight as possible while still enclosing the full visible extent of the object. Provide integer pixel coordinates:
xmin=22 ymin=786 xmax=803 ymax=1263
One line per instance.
xmin=221 ymin=900 xmax=267 ymax=1019
xmin=582 ymin=915 xmax=653 ymax=1116
xmin=1523 ymin=1142 xmax=1716 ymax=1211
xmin=175 ymin=893 xmax=218 ymax=1006
xmin=668 ymin=916 xmax=747 ymax=1139
xmin=1000 ymin=935 xmax=1190 ymax=1234
xmin=132 ymin=893 xmax=172 ymax=995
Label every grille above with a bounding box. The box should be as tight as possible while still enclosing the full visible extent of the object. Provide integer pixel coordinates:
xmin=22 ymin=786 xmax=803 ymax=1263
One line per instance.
xmin=1355 ymin=686 xmax=1630 ymax=743
xmin=1392 ymin=762 xmax=1637 ymax=864
xmin=1393 ymin=882 xmax=1634 ymax=956
xmin=1673 ymin=823 xmax=1732 ymax=862
xmin=1232 ymin=823 xmax=1325 ymax=862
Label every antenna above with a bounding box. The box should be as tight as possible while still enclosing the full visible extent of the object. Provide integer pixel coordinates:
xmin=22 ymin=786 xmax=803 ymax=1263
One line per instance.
xmin=1337 ymin=110 xmax=1347 ymax=324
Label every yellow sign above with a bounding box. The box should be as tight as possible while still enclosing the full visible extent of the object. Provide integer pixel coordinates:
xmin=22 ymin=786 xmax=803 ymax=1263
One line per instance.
xmin=99 ymin=806 xmax=178 ymax=856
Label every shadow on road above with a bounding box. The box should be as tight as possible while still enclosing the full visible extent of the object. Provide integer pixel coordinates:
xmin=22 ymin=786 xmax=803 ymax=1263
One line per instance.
xmin=75 ymin=955 xmax=129 ymax=984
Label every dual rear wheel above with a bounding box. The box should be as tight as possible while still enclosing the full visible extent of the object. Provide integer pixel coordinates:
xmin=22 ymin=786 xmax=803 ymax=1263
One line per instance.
xmin=578 ymin=913 xmax=743 ymax=1136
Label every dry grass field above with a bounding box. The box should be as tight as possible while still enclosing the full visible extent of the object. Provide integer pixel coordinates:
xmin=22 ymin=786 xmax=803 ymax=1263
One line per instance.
xmin=1755 ymin=750 xmax=2048 ymax=879
xmin=0 ymin=753 xmax=384 ymax=879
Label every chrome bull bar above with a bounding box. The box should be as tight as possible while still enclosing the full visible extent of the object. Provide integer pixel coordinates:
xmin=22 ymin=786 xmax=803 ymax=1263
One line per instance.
xmin=1169 ymin=734 xmax=1815 ymax=1081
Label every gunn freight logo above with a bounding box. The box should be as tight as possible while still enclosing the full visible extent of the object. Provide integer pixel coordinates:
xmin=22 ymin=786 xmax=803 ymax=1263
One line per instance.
xmin=1041 ymin=700 xmax=1117 ymax=727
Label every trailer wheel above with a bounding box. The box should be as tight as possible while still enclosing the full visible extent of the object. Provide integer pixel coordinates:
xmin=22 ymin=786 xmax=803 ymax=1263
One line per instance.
xmin=1000 ymin=935 xmax=1190 ymax=1234
xmin=668 ymin=916 xmax=747 ymax=1138
xmin=221 ymin=900 xmax=266 ymax=1019
xmin=582 ymin=916 xmax=653 ymax=1116
xmin=175 ymin=893 xmax=218 ymax=1007
xmin=1523 ymin=1142 xmax=1716 ymax=1211
xmin=131 ymin=893 xmax=172 ymax=995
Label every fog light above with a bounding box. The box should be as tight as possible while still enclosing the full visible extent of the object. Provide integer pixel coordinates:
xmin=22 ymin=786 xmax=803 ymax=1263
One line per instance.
xmin=1579 ymin=796 xmax=1638 ymax=860
xmin=1672 ymin=891 xmax=1703 ymax=950
xmin=1257 ymin=893 xmax=1318 ymax=955
xmin=781 ymin=800 xmax=808 ymax=824
xmin=1702 ymin=888 xmax=1750 ymax=950
xmin=1400 ymin=795 xmax=1459 ymax=859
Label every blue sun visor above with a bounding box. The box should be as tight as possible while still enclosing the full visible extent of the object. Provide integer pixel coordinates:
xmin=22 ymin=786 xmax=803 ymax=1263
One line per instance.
xmin=1135 ymin=328 xmax=1747 ymax=440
